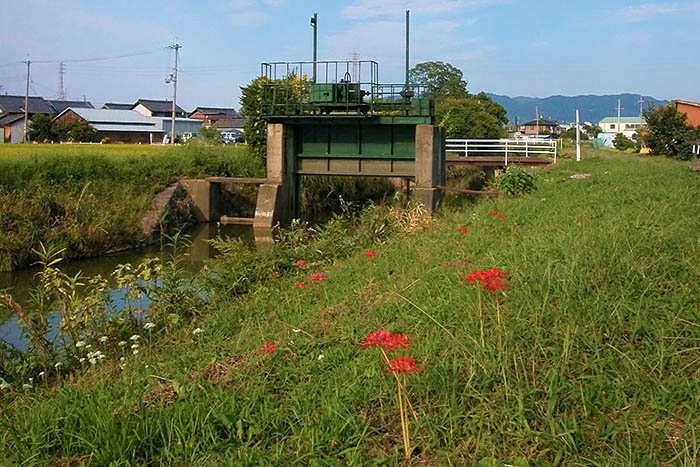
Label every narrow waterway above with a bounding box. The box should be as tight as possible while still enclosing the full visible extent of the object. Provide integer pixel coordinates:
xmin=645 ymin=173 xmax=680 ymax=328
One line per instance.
xmin=0 ymin=223 xmax=254 ymax=350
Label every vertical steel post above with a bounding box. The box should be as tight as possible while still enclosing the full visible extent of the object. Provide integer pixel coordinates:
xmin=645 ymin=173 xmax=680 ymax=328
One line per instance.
xmin=311 ymin=13 xmax=318 ymax=83
xmin=23 ymin=56 xmax=30 ymax=143
xmin=405 ymin=10 xmax=410 ymax=89
xmin=576 ymin=109 xmax=581 ymax=162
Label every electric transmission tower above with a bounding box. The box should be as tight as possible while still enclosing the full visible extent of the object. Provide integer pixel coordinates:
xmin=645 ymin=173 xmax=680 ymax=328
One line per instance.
xmin=57 ymin=61 xmax=65 ymax=100
xmin=166 ymin=38 xmax=182 ymax=145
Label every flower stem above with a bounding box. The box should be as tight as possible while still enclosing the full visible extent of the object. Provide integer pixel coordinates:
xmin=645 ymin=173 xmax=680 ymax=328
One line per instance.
xmin=477 ymin=287 xmax=485 ymax=348
xmin=380 ymin=349 xmax=418 ymax=422
xmin=397 ymin=377 xmax=409 ymax=460
xmin=495 ymin=298 xmax=503 ymax=353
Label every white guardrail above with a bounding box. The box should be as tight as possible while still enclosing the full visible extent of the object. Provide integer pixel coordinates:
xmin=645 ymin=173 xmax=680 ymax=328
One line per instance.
xmin=445 ymin=138 xmax=558 ymax=165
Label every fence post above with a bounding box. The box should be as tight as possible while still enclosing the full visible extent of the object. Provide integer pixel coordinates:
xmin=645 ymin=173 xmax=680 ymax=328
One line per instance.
xmin=554 ymin=140 xmax=558 ymax=163
xmin=464 ymin=140 xmax=468 ymax=158
xmin=525 ymin=140 xmax=529 ymax=158
xmin=505 ymin=140 xmax=509 ymax=166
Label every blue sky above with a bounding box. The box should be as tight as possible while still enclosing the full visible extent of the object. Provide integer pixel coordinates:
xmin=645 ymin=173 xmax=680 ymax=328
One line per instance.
xmin=1 ymin=0 xmax=698 ymax=111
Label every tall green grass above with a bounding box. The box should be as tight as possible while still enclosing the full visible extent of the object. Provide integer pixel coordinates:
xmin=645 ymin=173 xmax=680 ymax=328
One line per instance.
xmin=3 ymin=150 xmax=700 ymax=464
xmin=0 ymin=144 xmax=264 ymax=271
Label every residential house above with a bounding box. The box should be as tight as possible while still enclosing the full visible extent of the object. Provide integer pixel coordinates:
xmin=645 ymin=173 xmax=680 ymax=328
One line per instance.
xmin=48 ymin=100 xmax=94 ymax=114
xmin=0 ymin=95 xmax=56 ymax=143
xmin=102 ymin=102 xmax=134 ymax=110
xmin=132 ymin=99 xmax=186 ymax=118
xmin=521 ymin=119 xmax=560 ymax=136
xmin=672 ymin=100 xmax=700 ymax=127
xmin=189 ymin=107 xmax=240 ymax=124
xmin=598 ymin=117 xmax=645 ymax=138
xmin=54 ymin=108 xmax=163 ymax=144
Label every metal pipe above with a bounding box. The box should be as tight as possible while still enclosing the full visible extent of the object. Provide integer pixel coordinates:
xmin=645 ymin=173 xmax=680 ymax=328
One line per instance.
xmin=405 ymin=10 xmax=410 ymax=88
xmin=311 ymin=13 xmax=318 ymax=83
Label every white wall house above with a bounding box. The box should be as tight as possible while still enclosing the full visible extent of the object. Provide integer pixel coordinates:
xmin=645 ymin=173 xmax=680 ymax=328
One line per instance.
xmin=598 ymin=117 xmax=645 ymax=138
xmin=153 ymin=117 xmax=203 ymax=143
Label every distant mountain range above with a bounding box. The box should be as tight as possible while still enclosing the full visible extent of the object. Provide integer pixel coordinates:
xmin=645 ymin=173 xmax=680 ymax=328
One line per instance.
xmin=485 ymin=93 xmax=669 ymax=125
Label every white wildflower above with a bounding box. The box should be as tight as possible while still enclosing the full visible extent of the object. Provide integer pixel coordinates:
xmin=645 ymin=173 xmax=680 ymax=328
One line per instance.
xmin=317 ymin=354 xmax=324 ymax=361
xmin=132 ymin=349 xmax=139 ymax=355
xmin=130 ymin=334 xmax=140 ymax=341
xmin=130 ymin=343 xmax=139 ymax=350
xmin=23 ymin=383 xmax=33 ymax=390
xmin=292 ymin=328 xmax=301 ymax=333
xmin=98 ymin=336 xmax=108 ymax=343
xmin=89 ymin=358 xmax=97 ymax=365
xmin=54 ymin=362 xmax=62 ymax=369
xmin=97 ymin=353 xmax=105 ymax=360
xmin=38 ymin=371 xmax=45 ymax=377
xmin=143 ymin=322 xmax=156 ymax=330
xmin=85 ymin=344 xmax=92 ymax=349
xmin=0 ymin=379 xmax=10 ymax=390
xmin=28 ymin=377 xmax=34 ymax=383
xmin=119 ymin=357 xmax=125 ymax=362
xmin=79 ymin=358 xmax=86 ymax=363
xmin=118 ymin=341 xmax=127 ymax=347
xmin=75 ymin=341 xmax=86 ymax=348
xmin=192 ymin=328 xmax=203 ymax=335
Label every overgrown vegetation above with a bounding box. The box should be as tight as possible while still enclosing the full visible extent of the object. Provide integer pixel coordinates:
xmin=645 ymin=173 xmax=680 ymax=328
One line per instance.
xmin=2 ymin=149 xmax=700 ymax=464
xmin=493 ymin=166 xmax=537 ymax=196
xmin=27 ymin=114 xmax=99 ymax=143
xmin=0 ymin=144 xmax=264 ymax=271
xmin=643 ymin=103 xmax=700 ymax=159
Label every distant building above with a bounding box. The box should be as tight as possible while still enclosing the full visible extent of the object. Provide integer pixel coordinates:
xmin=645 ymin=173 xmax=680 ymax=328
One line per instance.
xmin=54 ymin=108 xmax=163 ymax=144
xmin=598 ymin=116 xmax=645 ymax=138
xmin=132 ymin=99 xmax=186 ymax=118
xmin=102 ymin=102 xmax=134 ymax=110
xmin=152 ymin=117 xmax=203 ymax=143
xmin=48 ymin=100 xmax=94 ymax=114
xmin=672 ymin=100 xmax=700 ymax=127
xmin=189 ymin=107 xmax=240 ymax=125
xmin=521 ymin=119 xmax=560 ymax=136
xmin=0 ymin=95 xmax=56 ymax=143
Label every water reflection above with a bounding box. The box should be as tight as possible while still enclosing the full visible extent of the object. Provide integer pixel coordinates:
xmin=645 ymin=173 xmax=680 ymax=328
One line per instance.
xmin=0 ymin=222 xmax=256 ymax=350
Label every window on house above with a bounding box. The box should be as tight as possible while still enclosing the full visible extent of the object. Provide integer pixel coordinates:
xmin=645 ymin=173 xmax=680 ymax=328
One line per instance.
xmin=610 ymin=124 xmax=616 ymax=129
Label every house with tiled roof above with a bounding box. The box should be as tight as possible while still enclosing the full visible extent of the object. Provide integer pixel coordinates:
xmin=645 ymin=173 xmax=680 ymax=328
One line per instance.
xmin=132 ymin=99 xmax=186 ymax=118
xmin=189 ymin=107 xmax=240 ymax=124
xmin=102 ymin=102 xmax=135 ymax=110
xmin=0 ymin=95 xmax=56 ymax=143
xmin=598 ymin=116 xmax=645 ymax=138
xmin=54 ymin=108 xmax=163 ymax=144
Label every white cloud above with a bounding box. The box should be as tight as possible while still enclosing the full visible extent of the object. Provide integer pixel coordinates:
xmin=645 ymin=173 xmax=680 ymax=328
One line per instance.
xmin=229 ymin=0 xmax=283 ymax=26
xmin=341 ymin=0 xmax=507 ymax=19
xmin=612 ymin=2 xmax=682 ymax=23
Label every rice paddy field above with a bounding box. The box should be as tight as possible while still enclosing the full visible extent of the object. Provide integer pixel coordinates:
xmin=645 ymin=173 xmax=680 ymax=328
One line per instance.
xmin=2 ymin=148 xmax=700 ymax=465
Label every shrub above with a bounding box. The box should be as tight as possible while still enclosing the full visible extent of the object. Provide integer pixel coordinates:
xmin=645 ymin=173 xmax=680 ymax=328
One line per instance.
xmin=613 ymin=133 xmax=639 ymax=152
xmin=494 ymin=166 xmax=537 ymax=196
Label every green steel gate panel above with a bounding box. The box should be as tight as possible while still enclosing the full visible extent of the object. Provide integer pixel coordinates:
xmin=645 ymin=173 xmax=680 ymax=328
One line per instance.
xmin=297 ymin=123 xmax=415 ymax=160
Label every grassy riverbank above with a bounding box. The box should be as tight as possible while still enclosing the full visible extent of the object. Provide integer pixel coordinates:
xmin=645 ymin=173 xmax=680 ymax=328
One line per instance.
xmin=3 ymin=150 xmax=700 ymax=465
xmin=0 ymin=143 xmax=263 ymax=271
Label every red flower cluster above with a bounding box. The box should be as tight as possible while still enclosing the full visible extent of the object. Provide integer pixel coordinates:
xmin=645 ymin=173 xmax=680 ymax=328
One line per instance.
xmin=465 ymin=267 xmax=508 ymax=292
xmin=364 ymin=250 xmax=377 ymax=258
xmin=458 ymin=226 xmax=468 ymax=234
xmin=294 ymin=282 xmax=305 ymax=289
xmin=389 ymin=355 xmax=421 ymax=375
xmin=364 ymin=329 xmax=408 ymax=351
xmin=310 ymin=272 xmax=327 ymax=283
xmin=261 ymin=342 xmax=275 ymax=355
xmin=489 ymin=210 xmax=498 ymax=216
xmin=490 ymin=210 xmax=506 ymax=218
xmin=295 ymin=260 xmax=307 ymax=268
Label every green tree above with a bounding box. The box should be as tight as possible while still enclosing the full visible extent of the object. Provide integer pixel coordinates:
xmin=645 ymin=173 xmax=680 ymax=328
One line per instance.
xmin=240 ymin=74 xmax=308 ymax=161
xmin=583 ymin=124 xmax=602 ymax=139
xmin=643 ymin=104 xmax=700 ymax=159
xmin=198 ymin=125 xmax=221 ymax=145
xmin=68 ymin=119 xmax=99 ymax=143
xmin=27 ymin=114 xmax=55 ymax=142
xmin=408 ymin=61 xmax=468 ymax=101
xmin=613 ymin=133 xmax=638 ymax=152
xmin=436 ymin=93 xmax=508 ymax=139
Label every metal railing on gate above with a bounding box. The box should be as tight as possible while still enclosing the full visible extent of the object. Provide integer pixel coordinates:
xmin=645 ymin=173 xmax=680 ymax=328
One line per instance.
xmin=445 ymin=138 xmax=558 ymax=165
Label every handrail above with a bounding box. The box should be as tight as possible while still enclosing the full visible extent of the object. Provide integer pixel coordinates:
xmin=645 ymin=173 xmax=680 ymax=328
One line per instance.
xmin=445 ymin=138 xmax=558 ymax=165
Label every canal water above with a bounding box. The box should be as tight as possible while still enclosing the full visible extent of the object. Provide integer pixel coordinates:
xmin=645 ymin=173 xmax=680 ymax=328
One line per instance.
xmin=0 ymin=223 xmax=254 ymax=350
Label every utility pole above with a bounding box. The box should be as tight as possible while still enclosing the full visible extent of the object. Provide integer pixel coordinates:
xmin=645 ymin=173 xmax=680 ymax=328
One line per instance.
xmin=405 ymin=9 xmax=410 ymax=89
xmin=23 ymin=55 xmax=31 ymax=144
xmin=617 ymin=98 xmax=621 ymax=133
xmin=638 ymin=95 xmax=644 ymax=118
xmin=310 ymin=13 xmax=317 ymax=83
xmin=535 ymin=105 xmax=539 ymax=136
xmin=166 ymin=38 xmax=181 ymax=145
xmin=57 ymin=61 xmax=65 ymax=100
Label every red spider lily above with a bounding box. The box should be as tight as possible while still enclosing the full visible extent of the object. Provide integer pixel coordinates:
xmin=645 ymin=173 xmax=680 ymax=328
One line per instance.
xmin=310 ymin=272 xmax=327 ymax=283
xmin=489 ymin=210 xmax=499 ymax=216
xmin=364 ymin=250 xmax=377 ymax=258
xmin=389 ymin=355 xmax=421 ymax=375
xmin=294 ymin=282 xmax=305 ymax=289
xmin=464 ymin=268 xmax=508 ymax=292
xmin=261 ymin=342 xmax=275 ymax=355
xmin=497 ymin=213 xmax=506 ymax=219
xmin=295 ymin=260 xmax=307 ymax=268
xmin=363 ymin=329 xmax=409 ymax=351
xmin=458 ymin=226 xmax=468 ymax=234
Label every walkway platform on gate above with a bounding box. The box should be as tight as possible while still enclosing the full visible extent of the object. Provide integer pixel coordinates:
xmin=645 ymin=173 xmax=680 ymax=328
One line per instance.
xmin=446 ymin=156 xmax=553 ymax=167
